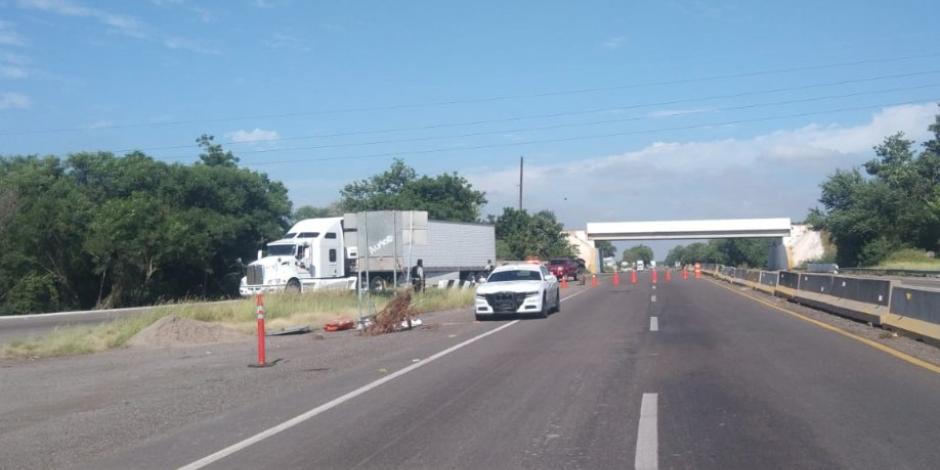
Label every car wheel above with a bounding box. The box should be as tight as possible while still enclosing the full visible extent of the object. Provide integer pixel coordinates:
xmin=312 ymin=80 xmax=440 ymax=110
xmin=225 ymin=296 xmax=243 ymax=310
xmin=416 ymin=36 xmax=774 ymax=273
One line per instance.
xmin=554 ymin=290 xmax=561 ymax=313
xmin=475 ymin=314 xmax=486 ymax=322
xmin=538 ymin=293 xmax=548 ymax=318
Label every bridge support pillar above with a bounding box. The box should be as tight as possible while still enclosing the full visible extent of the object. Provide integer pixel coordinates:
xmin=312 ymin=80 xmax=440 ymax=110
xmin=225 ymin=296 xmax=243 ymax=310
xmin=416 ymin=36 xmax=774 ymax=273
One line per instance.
xmin=767 ymin=237 xmax=788 ymax=271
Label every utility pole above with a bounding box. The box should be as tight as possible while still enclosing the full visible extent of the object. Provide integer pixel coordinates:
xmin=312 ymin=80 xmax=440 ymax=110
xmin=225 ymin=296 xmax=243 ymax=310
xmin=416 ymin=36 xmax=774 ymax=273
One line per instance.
xmin=518 ymin=156 xmax=524 ymax=210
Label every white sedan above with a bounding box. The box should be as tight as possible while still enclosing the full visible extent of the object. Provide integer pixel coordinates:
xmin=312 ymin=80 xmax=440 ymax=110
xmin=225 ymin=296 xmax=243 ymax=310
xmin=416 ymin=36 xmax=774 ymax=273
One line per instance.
xmin=474 ymin=264 xmax=561 ymax=320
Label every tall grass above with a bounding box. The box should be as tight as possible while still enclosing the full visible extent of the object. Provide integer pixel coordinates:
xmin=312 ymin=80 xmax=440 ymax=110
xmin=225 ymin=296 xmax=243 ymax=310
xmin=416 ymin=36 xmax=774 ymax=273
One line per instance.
xmin=877 ymin=248 xmax=940 ymax=270
xmin=0 ymin=288 xmax=474 ymax=360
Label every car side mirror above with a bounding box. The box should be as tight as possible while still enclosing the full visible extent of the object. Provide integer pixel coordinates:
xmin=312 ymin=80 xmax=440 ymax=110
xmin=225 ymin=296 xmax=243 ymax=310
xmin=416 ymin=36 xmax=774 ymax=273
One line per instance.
xmin=547 ymin=275 xmax=557 ymax=282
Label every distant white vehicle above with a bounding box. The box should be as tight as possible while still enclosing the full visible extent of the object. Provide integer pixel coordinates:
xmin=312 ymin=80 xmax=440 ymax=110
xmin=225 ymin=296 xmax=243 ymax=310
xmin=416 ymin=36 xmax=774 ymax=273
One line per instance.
xmin=636 ymin=260 xmax=645 ymax=271
xmin=474 ymin=264 xmax=560 ymax=320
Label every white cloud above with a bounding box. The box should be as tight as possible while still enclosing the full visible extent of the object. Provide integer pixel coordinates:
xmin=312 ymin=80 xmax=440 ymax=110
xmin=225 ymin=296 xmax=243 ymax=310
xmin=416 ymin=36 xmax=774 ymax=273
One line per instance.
xmin=0 ymin=92 xmax=31 ymax=109
xmin=602 ymin=35 xmax=626 ymax=50
xmin=0 ymin=65 xmax=27 ymax=78
xmin=466 ymin=102 xmax=939 ymax=228
xmin=227 ymin=128 xmax=280 ymax=143
xmin=163 ymin=37 xmax=220 ymax=55
xmin=647 ymin=108 xmax=712 ymax=118
xmin=264 ymin=32 xmax=310 ymax=52
xmin=17 ymin=0 xmax=146 ymax=38
xmin=0 ymin=21 xmax=26 ymax=46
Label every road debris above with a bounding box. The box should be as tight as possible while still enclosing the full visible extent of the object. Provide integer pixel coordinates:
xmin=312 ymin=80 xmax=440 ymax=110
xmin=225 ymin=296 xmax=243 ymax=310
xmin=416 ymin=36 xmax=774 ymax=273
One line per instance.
xmin=266 ymin=326 xmax=312 ymax=336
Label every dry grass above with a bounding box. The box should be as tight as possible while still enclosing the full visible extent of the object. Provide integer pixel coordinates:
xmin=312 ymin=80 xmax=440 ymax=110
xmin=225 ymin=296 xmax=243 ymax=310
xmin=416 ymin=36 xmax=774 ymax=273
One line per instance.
xmin=1 ymin=288 xmax=475 ymax=360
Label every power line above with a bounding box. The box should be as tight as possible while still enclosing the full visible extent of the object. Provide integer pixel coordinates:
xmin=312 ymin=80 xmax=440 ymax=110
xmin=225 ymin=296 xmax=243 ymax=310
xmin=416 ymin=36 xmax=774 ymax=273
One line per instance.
xmin=154 ymin=83 xmax=940 ymax=159
xmin=4 ymin=51 xmax=940 ymax=136
xmin=228 ymin=98 xmax=940 ymax=167
xmin=114 ymin=69 xmax=940 ymax=154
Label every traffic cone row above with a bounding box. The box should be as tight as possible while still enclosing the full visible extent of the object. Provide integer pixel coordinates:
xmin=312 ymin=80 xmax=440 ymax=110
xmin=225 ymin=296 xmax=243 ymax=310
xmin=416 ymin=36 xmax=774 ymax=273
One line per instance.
xmin=631 ymin=270 xmax=638 ymax=284
xmin=613 ymin=271 xmax=620 ymax=286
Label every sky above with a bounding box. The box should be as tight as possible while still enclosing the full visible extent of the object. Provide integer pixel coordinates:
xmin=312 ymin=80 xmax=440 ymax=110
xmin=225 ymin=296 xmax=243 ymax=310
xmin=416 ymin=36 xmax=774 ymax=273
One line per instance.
xmin=2 ymin=0 xmax=940 ymax=258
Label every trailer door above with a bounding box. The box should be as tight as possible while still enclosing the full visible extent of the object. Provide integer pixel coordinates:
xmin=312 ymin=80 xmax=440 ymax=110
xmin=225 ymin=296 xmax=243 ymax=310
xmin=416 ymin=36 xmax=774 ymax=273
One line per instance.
xmin=322 ymin=231 xmax=340 ymax=278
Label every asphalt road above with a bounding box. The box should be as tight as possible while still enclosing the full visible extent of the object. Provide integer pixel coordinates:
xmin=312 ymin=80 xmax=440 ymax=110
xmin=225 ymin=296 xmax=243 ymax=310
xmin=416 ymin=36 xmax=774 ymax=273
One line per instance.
xmin=59 ymin=274 xmax=940 ymax=470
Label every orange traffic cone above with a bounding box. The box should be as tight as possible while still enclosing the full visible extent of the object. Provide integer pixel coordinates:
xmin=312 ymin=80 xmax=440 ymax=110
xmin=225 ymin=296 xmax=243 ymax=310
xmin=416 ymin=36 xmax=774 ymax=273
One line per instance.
xmin=682 ymin=269 xmax=689 ymax=280
xmin=561 ymin=276 xmax=569 ymax=288
xmin=651 ymin=270 xmax=658 ymax=284
xmin=613 ymin=271 xmax=620 ymax=286
xmin=630 ymin=270 xmax=638 ymax=284
xmin=665 ymin=270 xmax=672 ymax=282
xmin=591 ymin=273 xmax=598 ymax=288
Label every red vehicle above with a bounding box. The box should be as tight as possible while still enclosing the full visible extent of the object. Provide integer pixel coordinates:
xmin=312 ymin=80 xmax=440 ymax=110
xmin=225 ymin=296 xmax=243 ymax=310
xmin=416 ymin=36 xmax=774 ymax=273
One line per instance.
xmin=548 ymin=258 xmax=582 ymax=281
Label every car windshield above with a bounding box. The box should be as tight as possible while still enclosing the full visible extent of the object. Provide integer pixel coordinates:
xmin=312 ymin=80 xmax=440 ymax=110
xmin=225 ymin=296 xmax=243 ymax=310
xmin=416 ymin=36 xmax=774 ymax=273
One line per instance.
xmin=488 ymin=270 xmax=542 ymax=282
xmin=267 ymin=244 xmax=295 ymax=257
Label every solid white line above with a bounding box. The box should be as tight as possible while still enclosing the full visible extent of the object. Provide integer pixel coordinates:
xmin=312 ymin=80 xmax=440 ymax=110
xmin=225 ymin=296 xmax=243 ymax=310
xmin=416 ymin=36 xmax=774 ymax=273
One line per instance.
xmin=178 ymin=288 xmax=591 ymax=469
xmin=635 ymin=393 xmax=659 ymax=470
xmin=650 ymin=317 xmax=659 ymax=332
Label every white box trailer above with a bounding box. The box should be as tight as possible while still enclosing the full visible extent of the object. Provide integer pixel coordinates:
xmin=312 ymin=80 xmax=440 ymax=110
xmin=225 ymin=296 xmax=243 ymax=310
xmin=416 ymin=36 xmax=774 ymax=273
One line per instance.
xmin=240 ymin=211 xmax=495 ymax=295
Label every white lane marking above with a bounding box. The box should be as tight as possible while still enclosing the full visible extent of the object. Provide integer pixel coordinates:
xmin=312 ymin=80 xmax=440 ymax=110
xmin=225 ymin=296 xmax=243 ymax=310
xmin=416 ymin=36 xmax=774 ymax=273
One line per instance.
xmin=650 ymin=317 xmax=659 ymax=332
xmin=635 ymin=393 xmax=659 ymax=470
xmin=179 ymin=289 xmax=591 ymax=470
xmin=650 ymin=294 xmax=657 ymax=302
xmin=652 ymin=285 xmax=656 ymax=290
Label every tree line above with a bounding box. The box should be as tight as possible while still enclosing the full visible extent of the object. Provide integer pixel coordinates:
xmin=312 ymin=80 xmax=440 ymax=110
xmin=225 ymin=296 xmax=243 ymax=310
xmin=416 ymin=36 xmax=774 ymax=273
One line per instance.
xmin=807 ymin=107 xmax=940 ymax=267
xmin=0 ymin=150 xmax=574 ymax=315
xmin=0 ymin=136 xmax=290 ymax=315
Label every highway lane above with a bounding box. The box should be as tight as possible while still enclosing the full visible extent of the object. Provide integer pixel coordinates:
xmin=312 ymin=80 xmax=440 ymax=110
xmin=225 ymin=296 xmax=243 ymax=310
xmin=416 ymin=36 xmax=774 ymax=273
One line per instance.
xmin=86 ymin=275 xmax=940 ymax=469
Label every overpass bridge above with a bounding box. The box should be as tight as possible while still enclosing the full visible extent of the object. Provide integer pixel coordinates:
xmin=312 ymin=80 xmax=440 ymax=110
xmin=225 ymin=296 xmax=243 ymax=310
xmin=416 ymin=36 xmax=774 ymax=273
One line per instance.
xmin=585 ymin=218 xmax=792 ymax=269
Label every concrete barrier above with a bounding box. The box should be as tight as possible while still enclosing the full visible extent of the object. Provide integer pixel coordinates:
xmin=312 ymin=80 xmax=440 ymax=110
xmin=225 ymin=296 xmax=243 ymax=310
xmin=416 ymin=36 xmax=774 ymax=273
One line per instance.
xmin=710 ymin=264 xmax=940 ymax=344
xmin=884 ymin=286 xmax=940 ymax=346
xmin=791 ymin=273 xmax=889 ymax=325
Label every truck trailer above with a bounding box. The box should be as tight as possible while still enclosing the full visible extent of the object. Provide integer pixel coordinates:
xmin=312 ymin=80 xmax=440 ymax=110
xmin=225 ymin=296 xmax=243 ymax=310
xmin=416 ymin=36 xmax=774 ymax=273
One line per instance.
xmin=239 ymin=212 xmax=495 ymax=295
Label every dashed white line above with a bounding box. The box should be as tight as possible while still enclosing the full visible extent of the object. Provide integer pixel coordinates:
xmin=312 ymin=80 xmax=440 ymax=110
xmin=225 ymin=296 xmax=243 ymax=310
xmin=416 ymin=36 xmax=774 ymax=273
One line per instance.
xmin=635 ymin=393 xmax=659 ymax=470
xmin=178 ymin=288 xmax=591 ymax=470
xmin=650 ymin=317 xmax=659 ymax=332
xmin=650 ymin=294 xmax=657 ymax=303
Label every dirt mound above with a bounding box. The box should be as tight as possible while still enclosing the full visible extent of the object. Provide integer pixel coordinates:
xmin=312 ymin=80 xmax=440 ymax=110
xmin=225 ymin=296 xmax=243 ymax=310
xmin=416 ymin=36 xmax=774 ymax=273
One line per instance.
xmin=128 ymin=315 xmax=248 ymax=348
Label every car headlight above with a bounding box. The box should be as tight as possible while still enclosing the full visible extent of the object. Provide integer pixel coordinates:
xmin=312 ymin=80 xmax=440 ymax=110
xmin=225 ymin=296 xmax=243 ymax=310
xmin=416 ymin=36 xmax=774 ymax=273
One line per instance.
xmin=525 ymin=291 xmax=540 ymax=299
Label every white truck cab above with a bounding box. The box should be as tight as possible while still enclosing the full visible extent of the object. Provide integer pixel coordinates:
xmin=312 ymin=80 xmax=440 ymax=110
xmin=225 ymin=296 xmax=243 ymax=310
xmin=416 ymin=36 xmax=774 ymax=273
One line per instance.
xmin=239 ymin=217 xmax=356 ymax=295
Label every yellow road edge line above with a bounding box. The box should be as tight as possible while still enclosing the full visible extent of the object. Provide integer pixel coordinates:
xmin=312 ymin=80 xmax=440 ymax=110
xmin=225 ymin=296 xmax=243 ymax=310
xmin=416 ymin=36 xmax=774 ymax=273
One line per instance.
xmin=706 ymin=277 xmax=940 ymax=375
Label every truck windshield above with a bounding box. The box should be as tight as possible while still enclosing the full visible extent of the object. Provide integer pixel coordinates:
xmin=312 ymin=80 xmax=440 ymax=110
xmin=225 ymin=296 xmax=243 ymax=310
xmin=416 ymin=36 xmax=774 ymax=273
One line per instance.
xmin=267 ymin=245 xmax=295 ymax=256
xmin=488 ymin=270 xmax=542 ymax=282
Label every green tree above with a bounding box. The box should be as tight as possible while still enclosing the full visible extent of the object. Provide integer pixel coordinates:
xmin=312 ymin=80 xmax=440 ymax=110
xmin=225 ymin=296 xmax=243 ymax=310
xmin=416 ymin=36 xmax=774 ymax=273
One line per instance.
xmin=809 ymin=112 xmax=940 ymax=266
xmin=621 ymin=245 xmax=654 ymax=264
xmin=196 ymin=134 xmax=239 ymax=167
xmin=293 ymin=203 xmax=343 ymax=222
xmin=595 ymin=240 xmax=616 ymax=259
xmin=340 ymin=159 xmax=486 ymax=222
xmin=0 ymin=143 xmax=291 ymax=314
xmin=492 ymin=208 xmax=574 ymax=260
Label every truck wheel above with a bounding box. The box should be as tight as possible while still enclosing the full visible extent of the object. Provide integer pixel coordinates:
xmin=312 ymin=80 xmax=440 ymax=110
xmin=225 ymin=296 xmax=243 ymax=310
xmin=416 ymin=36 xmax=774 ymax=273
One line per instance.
xmin=285 ymin=278 xmax=301 ymax=294
xmin=369 ymin=276 xmax=387 ymax=293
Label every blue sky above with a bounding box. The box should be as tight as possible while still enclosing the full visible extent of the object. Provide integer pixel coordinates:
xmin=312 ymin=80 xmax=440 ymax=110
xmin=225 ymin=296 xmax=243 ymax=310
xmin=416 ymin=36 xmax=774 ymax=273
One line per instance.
xmin=2 ymin=0 xmax=940 ymax=257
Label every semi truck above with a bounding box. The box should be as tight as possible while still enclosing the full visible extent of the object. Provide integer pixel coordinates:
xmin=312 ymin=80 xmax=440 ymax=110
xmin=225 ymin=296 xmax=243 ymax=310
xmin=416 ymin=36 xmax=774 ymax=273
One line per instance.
xmin=239 ymin=212 xmax=495 ymax=295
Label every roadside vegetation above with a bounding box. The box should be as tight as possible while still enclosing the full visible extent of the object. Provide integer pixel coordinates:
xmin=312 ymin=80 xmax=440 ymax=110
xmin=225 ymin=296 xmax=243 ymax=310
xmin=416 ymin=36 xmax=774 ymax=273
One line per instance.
xmin=0 ymin=288 xmax=474 ymax=360
xmin=807 ymin=106 xmax=940 ymax=267
xmin=875 ymin=248 xmax=940 ymax=270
